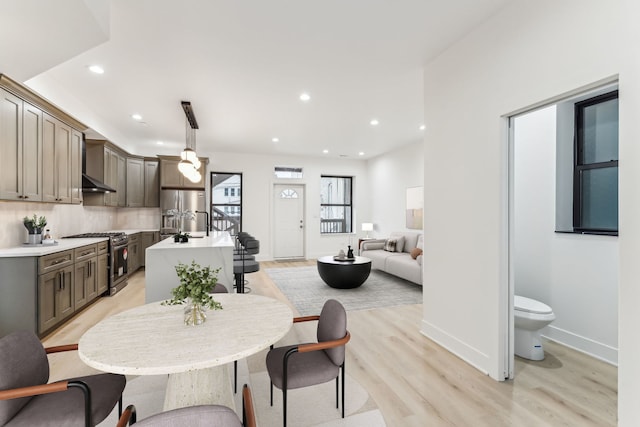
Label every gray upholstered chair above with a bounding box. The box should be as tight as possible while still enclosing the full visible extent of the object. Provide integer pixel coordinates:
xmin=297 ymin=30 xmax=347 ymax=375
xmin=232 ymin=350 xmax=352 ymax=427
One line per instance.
xmin=266 ymin=299 xmax=351 ymax=427
xmin=116 ymin=384 xmax=256 ymax=427
xmin=0 ymin=330 xmax=126 ymax=427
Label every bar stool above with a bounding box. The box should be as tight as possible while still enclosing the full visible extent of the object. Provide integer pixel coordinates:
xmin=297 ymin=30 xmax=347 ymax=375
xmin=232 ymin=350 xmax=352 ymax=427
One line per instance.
xmin=233 ymin=238 xmax=259 ymax=294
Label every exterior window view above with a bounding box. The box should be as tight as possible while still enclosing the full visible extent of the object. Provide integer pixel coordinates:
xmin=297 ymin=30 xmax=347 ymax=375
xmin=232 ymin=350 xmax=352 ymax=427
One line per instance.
xmin=2 ymin=1 xmax=638 ymax=426
xmin=320 ymin=176 xmax=353 ymax=234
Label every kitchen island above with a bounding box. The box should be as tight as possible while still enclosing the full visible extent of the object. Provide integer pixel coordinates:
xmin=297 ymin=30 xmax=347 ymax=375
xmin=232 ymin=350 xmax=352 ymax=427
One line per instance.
xmin=145 ymin=232 xmax=235 ymax=303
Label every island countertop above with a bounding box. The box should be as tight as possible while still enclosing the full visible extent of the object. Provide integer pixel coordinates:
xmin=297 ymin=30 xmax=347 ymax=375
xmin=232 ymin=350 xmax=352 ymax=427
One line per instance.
xmin=145 ymin=231 xmax=235 ymax=302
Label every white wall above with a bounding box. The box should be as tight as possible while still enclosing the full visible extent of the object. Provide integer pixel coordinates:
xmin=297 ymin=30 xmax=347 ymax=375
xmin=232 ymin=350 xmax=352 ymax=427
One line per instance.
xmin=422 ymin=0 xmax=640 ymax=422
xmin=201 ymin=149 xmax=370 ymax=260
xmin=514 ymin=106 xmax=618 ymax=364
xmin=367 ymin=141 xmax=425 ymax=237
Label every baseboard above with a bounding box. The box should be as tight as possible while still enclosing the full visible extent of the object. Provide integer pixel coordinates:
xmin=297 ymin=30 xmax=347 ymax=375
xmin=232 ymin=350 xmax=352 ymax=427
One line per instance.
xmin=420 ymin=319 xmax=493 ymax=378
xmin=543 ymin=325 xmax=618 ymax=366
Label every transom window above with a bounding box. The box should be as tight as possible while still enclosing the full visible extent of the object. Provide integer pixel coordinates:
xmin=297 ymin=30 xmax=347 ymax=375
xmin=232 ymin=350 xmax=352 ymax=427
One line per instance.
xmin=320 ymin=176 xmax=352 ymax=234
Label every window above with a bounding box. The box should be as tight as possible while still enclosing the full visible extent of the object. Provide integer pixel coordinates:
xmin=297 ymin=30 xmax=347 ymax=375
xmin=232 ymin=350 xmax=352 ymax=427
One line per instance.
xmin=275 ymin=166 xmax=303 ymax=179
xmin=320 ymin=176 xmax=352 ymax=233
xmin=211 ymin=172 xmax=242 ymax=235
xmin=574 ymin=90 xmax=618 ymax=234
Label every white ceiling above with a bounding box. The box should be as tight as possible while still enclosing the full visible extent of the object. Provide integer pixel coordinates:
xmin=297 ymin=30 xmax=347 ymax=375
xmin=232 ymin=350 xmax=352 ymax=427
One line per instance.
xmin=1 ymin=0 xmax=512 ymax=159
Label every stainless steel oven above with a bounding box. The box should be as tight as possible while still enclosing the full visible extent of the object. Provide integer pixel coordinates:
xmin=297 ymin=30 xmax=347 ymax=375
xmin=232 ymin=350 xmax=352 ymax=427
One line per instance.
xmin=64 ymin=232 xmax=129 ymax=295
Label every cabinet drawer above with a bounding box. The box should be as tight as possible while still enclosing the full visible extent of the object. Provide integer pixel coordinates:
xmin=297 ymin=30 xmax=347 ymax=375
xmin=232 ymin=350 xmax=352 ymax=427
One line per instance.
xmin=39 ymin=250 xmax=73 ymax=274
xmin=128 ymin=233 xmax=140 ymax=242
xmin=97 ymin=241 xmax=109 ymax=255
xmin=74 ymin=244 xmax=98 ymax=262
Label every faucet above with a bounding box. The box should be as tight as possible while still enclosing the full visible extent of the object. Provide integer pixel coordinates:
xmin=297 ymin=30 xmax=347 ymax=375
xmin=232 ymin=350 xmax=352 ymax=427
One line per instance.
xmin=195 ymin=210 xmax=210 ymax=236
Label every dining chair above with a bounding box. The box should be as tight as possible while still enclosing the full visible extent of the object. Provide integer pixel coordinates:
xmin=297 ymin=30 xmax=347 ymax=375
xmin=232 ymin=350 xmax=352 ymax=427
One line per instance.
xmin=116 ymin=384 xmax=256 ymax=427
xmin=0 ymin=330 xmax=126 ymax=427
xmin=266 ymin=299 xmax=351 ymax=427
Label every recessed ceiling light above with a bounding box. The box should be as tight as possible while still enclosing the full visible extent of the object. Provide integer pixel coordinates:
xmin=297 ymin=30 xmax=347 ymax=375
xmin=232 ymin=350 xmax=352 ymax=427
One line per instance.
xmin=419 ymin=124 xmax=426 ymax=130
xmin=299 ymin=92 xmax=311 ymax=102
xmin=131 ymin=114 xmax=142 ymax=121
xmin=157 ymin=141 xmax=164 ymax=145
xmin=272 ymin=137 xmax=279 ymax=142
xmin=358 ymin=152 xmax=365 ymax=156
xmin=370 ymin=119 xmax=379 ymax=126
xmin=88 ymin=65 xmax=104 ymax=74
xmin=322 ymin=149 xmax=329 ymax=154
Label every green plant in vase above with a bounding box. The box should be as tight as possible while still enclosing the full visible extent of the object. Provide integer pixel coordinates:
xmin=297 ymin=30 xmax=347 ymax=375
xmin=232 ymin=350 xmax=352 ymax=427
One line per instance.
xmin=23 ymin=214 xmax=47 ymax=234
xmin=162 ymin=261 xmax=223 ymax=325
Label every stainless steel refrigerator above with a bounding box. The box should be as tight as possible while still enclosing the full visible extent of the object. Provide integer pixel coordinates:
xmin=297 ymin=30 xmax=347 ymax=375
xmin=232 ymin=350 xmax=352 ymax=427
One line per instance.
xmin=160 ymin=190 xmax=207 ymax=236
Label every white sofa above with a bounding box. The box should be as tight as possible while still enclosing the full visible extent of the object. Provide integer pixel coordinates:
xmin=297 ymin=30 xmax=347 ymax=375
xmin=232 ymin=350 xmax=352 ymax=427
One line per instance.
xmin=360 ymin=231 xmax=423 ymax=285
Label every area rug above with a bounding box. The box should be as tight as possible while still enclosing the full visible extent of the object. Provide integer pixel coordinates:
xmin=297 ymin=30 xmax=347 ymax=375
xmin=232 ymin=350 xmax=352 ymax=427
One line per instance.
xmin=265 ymin=266 xmax=422 ymax=316
xmin=97 ymin=359 xmax=386 ymax=427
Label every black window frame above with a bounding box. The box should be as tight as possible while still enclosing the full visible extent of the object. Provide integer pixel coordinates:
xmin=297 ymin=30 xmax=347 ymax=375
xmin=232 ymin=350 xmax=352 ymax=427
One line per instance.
xmin=573 ymin=90 xmax=619 ymax=235
xmin=320 ymin=175 xmax=353 ymax=234
xmin=211 ymin=171 xmax=243 ymax=235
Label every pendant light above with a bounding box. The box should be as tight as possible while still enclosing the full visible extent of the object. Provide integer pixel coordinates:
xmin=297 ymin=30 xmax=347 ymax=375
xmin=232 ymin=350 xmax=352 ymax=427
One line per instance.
xmin=179 ymin=101 xmax=202 ymax=183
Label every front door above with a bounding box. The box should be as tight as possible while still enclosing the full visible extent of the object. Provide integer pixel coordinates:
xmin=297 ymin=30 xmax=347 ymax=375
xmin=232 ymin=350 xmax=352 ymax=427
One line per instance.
xmin=273 ymin=184 xmax=305 ymax=259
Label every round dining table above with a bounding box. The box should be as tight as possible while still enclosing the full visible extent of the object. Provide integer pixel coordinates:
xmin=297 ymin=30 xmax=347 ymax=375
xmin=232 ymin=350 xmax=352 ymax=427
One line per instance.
xmin=78 ymin=293 xmax=293 ymax=411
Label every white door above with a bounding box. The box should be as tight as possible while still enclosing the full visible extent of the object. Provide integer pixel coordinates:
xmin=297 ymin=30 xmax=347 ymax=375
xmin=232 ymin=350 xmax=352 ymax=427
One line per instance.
xmin=273 ymin=184 xmax=305 ymax=259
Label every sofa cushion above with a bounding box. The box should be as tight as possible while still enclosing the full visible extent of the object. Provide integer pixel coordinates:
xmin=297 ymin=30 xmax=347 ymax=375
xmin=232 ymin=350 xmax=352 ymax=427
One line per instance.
xmin=410 ymin=247 xmax=423 ymax=259
xmin=384 ymin=237 xmax=403 ymax=252
xmin=388 ymin=233 xmax=407 ymax=252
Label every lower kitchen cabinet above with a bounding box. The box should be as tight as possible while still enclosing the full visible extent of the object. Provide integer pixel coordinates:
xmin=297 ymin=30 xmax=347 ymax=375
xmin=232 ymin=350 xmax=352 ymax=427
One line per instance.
xmin=73 ymin=244 xmax=98 ymax=311
xmin=140 ymin=231 xmax=160 ymax=267
xmin=0 ymin=242 xmax=110 ymax=338
xmin=38 ymin=265 xmax=74 ymax=334
xmin=128 ymin=233 xmax=140 ymax=273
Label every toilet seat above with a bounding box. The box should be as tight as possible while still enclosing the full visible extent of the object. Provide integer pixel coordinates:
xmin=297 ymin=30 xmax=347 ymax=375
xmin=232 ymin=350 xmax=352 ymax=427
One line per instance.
xmin=514 ymin=295 xmax=552 ymax=315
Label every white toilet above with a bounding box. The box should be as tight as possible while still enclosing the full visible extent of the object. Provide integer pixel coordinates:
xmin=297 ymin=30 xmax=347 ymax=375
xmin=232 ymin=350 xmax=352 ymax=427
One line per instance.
xmin=514 ymin=295 xmax=555 ymax=361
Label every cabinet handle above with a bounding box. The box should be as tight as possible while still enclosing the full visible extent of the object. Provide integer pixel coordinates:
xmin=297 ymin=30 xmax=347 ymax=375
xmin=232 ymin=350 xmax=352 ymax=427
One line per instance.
xmin=23 ymin=195 xmax=28 ymax=199
xmin=58 ymin=272 xmax=63 ymax=290
xmin=61 ymin=272 xmax=65 ymax=290
xmin=52 ymin=259 xmax=65 ymax=266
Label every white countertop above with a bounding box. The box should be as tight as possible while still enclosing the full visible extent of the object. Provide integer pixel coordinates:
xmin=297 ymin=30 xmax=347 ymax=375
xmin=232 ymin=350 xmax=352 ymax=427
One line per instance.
xmin=108 ymin=229 xmax=160 ymax=235
xmin=149 ymin=231 xmax=233 ymax=249
xmin=0 ymin=237 xmax=109 ymax=258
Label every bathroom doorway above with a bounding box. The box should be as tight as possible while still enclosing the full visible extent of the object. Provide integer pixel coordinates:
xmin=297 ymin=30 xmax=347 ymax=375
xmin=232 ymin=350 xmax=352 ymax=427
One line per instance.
xmin=507 ymin=81 xmax=619 ymax=371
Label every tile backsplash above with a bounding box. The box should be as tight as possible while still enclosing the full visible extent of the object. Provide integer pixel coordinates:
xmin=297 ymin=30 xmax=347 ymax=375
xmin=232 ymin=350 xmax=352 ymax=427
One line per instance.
xmin=0 ymin=201 xmax=160 ymax=248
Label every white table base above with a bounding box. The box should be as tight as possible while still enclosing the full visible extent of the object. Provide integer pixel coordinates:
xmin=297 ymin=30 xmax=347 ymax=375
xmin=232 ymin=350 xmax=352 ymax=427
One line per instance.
xmin=164 ymin=364 xmax=235 ymax=411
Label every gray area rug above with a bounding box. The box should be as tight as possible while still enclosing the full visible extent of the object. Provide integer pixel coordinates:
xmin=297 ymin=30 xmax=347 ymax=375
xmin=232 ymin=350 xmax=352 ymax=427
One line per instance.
xmin=265 ymin=266 xmax=422 ymax=316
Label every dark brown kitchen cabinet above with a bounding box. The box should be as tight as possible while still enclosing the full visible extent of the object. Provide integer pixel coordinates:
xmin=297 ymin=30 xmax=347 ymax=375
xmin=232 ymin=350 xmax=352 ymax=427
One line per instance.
xmin=0 ymin=89 xmax=43 ymax=201
xmin=159 ymin=156 xmax=206 ymax=189
xmin=126 ymin=157 xmax=145 ymax=207
xmin=73 ymin=244 xmax=98 ymax=310
xmin=144 ymin=159 xmax=159 ymax=207
xmin=42 ymin=113 xmax=73 ymax=203
xmin=38 ymin=250 xmax=74 ymax=334
xmin=128 ymin=233 xmax=140 ymax=273
xmin=97 ymin=241 xmax=109 ymax=295
xmin=140 ymin=231 xmax=160 ymax=266
xmin=0 ymin=75 xmax=86 ymax=205
xmin=84 ymin=140 xmax=128 ymax=207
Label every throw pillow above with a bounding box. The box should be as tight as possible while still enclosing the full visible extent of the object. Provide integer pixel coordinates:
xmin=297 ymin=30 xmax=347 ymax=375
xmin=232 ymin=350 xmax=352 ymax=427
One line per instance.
xmin=388 ymin=233 xmax=406 ymax=252
xmin=383 ymin=239 xmax=397 ymax=252
xmin=410 ymin=247 xmax=423 ymax=259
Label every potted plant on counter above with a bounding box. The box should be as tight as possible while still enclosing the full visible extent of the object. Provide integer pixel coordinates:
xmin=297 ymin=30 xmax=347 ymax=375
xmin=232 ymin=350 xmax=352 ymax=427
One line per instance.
xmin=173 ymin=231 xmax=191 ymax=243
xmin=162 ymin=261 xmax=223 ymax=325
xmin=23 ymin=214 xmax=47 ymax=244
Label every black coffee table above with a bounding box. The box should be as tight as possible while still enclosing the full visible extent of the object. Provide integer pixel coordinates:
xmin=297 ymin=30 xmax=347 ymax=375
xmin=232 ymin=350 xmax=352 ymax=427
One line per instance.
xmin=316 ymin=256 xmax=372 ymax=289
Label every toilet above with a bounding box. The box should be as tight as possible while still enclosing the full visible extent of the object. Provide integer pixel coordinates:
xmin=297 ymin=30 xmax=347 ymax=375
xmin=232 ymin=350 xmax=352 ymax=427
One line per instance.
xmin=514 ymin=295 xmax=555 ymax=361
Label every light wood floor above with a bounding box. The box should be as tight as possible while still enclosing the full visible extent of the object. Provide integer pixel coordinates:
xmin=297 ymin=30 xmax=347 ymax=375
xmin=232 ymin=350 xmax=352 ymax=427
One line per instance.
xmin=43 ymin=261 xmax=617 ymax=426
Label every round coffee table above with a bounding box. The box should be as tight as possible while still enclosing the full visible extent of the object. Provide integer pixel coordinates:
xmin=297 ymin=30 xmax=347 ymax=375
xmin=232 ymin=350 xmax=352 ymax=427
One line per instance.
xmin=316 ymin=256 xmax=372 ymax=289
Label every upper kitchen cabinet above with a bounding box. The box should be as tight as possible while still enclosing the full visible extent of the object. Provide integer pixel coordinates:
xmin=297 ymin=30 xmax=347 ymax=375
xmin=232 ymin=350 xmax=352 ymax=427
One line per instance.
xmin=0 ymin=75 xmax=86 ymax=204
xmin=126 ymin=156 xmax=144 ymax=207
xmin=0 ymin=89 xmax=43 ymax=201
xmin=84 ymin=140 xmax=127 ymax=207
xmin=159 ymin=156 xmax=207 ymax=190
xmin=144 ymin=159 xmax=159 ymax=207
